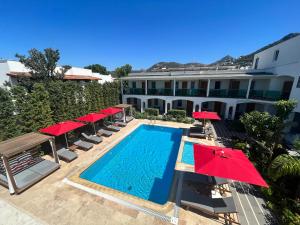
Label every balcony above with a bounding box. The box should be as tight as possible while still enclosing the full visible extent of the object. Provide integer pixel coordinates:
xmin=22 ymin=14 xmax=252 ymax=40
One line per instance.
xmin=176 ymin=88 xmax=206 ymax=97
xmin=123 ymin=88 xmax=145 ymax=95
xmin=249 ymin=90 xmax=282 ymax=101
xmin=147 ymin=88 xmax=173 ymax=96
xmin=209 ymin=89 xmax=247 ymax=98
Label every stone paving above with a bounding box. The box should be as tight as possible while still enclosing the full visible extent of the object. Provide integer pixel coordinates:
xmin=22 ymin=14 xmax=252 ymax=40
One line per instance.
xmin=0 ymin=119 xmax=221 ymax=225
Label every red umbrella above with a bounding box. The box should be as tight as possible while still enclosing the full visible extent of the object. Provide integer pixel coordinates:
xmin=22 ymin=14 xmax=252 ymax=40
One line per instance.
xmin=76 ymin=113 xmax=108 ymax=134
xmin=192 ymin=111 xmax=221 ymax=120
xmin=39 ymin=121 xmax=85 ymax=147
xmin=193 ymin=144 xmax=268 ymax=187
xmin=100 ymin=107 xmax=122 ymax=115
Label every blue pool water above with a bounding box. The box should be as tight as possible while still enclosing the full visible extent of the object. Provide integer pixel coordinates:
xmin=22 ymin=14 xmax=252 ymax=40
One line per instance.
xmin=80 ymin=125 xmax=182 ymax=205
xmin=181 ymin=141 xmax=195 ymax=165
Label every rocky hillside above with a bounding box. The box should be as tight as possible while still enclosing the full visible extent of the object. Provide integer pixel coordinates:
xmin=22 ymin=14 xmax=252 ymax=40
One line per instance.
xmin=147 ymin=33 xmax=300 ymax=72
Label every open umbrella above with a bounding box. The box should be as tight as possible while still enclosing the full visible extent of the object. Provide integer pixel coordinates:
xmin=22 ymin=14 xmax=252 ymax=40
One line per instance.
xmin=193 ymin=144 xmax=268 ymax=187
xmin=192 ymin=111 xmax=221 ymax=126
xmin=100 ymin=107 xmax=123 ymax=123
xmin=39 ymin=121 xmax=85 ymax=148
xmin=76 ymin=113 xmax=108 ymax=134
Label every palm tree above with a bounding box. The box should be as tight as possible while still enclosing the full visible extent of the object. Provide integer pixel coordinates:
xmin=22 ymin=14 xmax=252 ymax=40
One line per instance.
xmin=268 ymin=154 xmax=300 ymax=181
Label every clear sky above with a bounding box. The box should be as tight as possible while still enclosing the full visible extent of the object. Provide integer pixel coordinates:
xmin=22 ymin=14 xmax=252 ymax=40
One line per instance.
xmin=0 ymin=0 xmax=299 ymax=70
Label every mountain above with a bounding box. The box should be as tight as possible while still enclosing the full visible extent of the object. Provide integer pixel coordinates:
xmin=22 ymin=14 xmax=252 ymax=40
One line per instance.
xmin=147 ymin=33 xmax=300 ymax=72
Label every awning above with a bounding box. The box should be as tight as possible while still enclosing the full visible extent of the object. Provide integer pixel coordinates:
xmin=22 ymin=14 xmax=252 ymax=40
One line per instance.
xmin=100 ymin=107 xmax=122 ymax=115
xmin=39 ymin=121 xmax=85 ymax=136
xmin=75 ymin=113 xmax=108 ymax=123
xmin=192 ymin=111 xmax=221 ymax=120
xmin=193 ymin=144 xmax=268 ymax=187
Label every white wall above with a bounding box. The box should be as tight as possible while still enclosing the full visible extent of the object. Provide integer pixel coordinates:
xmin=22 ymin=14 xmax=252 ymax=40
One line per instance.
xmin=0 ymin=62 xmax=10 ymax=86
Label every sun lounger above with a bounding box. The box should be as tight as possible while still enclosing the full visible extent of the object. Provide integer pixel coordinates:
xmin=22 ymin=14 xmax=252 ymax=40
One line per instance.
xmin=57 ymin=148 xmax=77 ymax=162
xmin=184 ymin=172 xmax=228 ymax=185
xmin=181 ymin=189 xmax=238 ymax=224
xmin=97 ymin=129 xmax=113 ymax=137
xmin=189 ymin=127 xmax=206 ymax=138
xmin=126 ymin=116 xmax=134 ymax=122
xmin=74 ymin=140 xmax=94 ymax=151
xmin=104 ymin=125 xmax=121 ymax=132
xmin=114 ymin=121 xmax=127 ymax=127
xmin=81 ymin=133 xmax=103 ymax=144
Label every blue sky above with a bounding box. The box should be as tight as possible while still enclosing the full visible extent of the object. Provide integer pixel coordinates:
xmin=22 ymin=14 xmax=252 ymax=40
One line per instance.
xmin=0 ymin=0 xmax=299 ymax=70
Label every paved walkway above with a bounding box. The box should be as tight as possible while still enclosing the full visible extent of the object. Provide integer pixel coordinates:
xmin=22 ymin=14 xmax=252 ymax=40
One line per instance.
xmin=0 ymin=199 xmax=45 ymax=225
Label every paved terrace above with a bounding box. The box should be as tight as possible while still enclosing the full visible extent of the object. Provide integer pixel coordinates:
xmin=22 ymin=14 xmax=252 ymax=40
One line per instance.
xmin=0 ymin=120 xmax=220 ymax=225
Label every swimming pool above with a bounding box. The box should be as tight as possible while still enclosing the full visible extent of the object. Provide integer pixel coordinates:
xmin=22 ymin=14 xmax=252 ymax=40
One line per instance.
xmin=181 ymin=141 xmax=195 ymax=165
xmin=80 ymin=125 xmax=182 ymax=205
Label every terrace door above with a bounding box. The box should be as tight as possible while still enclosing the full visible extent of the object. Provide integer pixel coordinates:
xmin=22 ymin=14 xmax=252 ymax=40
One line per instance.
xmin=165 ymin=81 xmax=171 ymax=95
xmin=229 ymin=80 xmax=240 ymax=89
xmin=281 ymin=81 xmax=293 ymax=99
xmin=186 ymin=101 xmax=193 ymax=117
xmin=142 ymin=81 xmax=145 ymax=95
xmin=199 ymin=80 xmax=208 ymax=96
xmin=214 ymin=102 xmax=222 ymax=115
xmin=182 ymin=81 xmax=188 ymax=95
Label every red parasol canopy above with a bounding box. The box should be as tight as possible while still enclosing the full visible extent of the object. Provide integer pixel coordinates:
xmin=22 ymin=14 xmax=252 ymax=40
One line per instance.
xmin=192 ymin=111 xmax=221 ymax=120
xmin=75 ymin=113 xmax=108 ymax=123
xmin=39 ymin=121 xmax=85 ymax=136
xmin=100 ymin=107 xmax=122 ymax=115
xmin=193 ymin=144 xmax=268 ymax=187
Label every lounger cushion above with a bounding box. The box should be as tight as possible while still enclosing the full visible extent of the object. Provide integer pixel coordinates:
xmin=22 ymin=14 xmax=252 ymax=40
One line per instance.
xmin=0 ymin=173 xmax=8 ymax=184
xmin=14 ymin=169 xmax=42 ymax=189
xmin=184 ymin=172 xmax=228 ymax=185
xmin=114 ymin=121 xmax=127 ymax=127
xmin=97 ymin=129 xmax=113 ymax=137
xmin=106 ymin=125 xmax=121 ymax=131
xmin=28 ymin=160 xmax=60 ymax=176
xmin=57 ymin=148 xmax=77 ymax=162
xmin=74 ymin=140 xmax=93 ymax=150
xmin=126 ymin=116 xmax=134 ymax=122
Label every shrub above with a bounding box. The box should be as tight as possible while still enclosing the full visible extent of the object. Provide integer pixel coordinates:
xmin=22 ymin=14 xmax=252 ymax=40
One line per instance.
xmin=167 ymin=109 xmax=186 ymax=119
xmin=145 ymin=108 xmax=159 ymax=116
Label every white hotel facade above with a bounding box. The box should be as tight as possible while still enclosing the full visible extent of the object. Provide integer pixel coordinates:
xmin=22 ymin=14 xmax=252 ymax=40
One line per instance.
xmin=121 ymin=35 xmax=300 ymax=134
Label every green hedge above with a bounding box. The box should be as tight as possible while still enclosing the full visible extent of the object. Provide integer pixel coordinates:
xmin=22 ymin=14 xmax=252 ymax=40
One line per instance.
xmin=145 ymin=108 xmax=159 ymax=116
xmin=167 ymin=109 xmax=186 ymax=119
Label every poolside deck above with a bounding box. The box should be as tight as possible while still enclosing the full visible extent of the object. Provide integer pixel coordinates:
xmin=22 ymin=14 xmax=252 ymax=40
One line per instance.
xmin=0 ymin=119 xmax=221 ymax=225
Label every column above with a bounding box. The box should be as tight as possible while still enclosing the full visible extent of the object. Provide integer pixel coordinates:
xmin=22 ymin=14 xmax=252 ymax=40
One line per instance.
xmin=246 ymin=78 xmax=252 ymax=99
xmin=142 ymin=100 xmax=148 ymax=113
xmin=145 ymin=80 xmax=148 ymax=95
xmin=49 ymin=139 xmax=59 ymax=164
xmin=164 ymin=101 xmax=168 ymax=114
xmin=193 ymin=102 xmax=196 ymax=112
xmin=225 ymin=104 xmax=231 ymax=119
xmin=173 ymin=80 xmax=176 ymax=96
xmin=231 ymin=104 xmax=237 ymax=120
xmin=2 ymin=156 xmax=17 ymax=194
xmin=206 ymin=79 xmax=211 ymax=97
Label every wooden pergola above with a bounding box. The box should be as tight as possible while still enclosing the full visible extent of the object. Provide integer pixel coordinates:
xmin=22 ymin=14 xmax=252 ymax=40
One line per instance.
xmin=115 ymin=104 xmax=133 ymax=122
xmin=0 ymin=132 xmax=60 ymax=194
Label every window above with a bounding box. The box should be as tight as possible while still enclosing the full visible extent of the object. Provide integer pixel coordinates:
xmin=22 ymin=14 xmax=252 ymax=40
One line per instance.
xmin=191 ymin=81 xmax=195 ymax=89
xmin=214 ymin=81 xmax=221 ymax=89
xmin=254 ymin=57 xmax=259 ymax=69
xmin=151 ymin=81 xmax=156 ymax=89
xmin=154 ymin=99 xmax=158 ymax=106
xmin=132 ymin=81 xmax=136 ymax=89
xmin=273 ymin=50 xmax=280 ymax=61
xmin=176 ymin=81 xmax=179 ymax=89
xmin=250 ymin=80 xmax=255 ymax=90
xmin=297 ymin=77 xmax=300 ymax=88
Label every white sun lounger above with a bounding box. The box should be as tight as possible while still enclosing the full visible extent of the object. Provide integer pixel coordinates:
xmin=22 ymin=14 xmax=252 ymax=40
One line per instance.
xmin=57 ymin=148 xmax=78 ymax=162
xmin=74 ymin=140 xmax=94 ymax=151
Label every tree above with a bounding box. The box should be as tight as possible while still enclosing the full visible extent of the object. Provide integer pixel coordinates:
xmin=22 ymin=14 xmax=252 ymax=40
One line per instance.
xmin=26 ymin=83 xmax=54 ymax=131
xmin=268 ymin=154 xmax=300 ymax=181
xmin=0 ymin=87 xmax=19 ymax=141
xmin=113 ymin=64 xmax=132 ymax=78
xmin=15 ymin=48 xmax=70 ymax=89
xmin=275 ymin=99 xmax=297 ymax=121
xmin=85 ymin=64 xmax=109 ymax=75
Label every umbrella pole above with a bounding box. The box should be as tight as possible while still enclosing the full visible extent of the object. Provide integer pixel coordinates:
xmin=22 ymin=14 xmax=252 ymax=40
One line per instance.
xmin=64 ymin=133 xmax=69 ymax=148
xmin=93 ymin=123 xmax=96 ymax=135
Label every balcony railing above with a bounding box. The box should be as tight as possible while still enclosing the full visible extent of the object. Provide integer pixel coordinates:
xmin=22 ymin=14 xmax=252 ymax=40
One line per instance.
xmin=176 ymin=88 xmax=207 ymax=97
xmin=147 ymin=88 xmax=173 ymax=96
xmin=123 ymin=88 xmax=145 ymax=95
xmin=209 ymin=89 xmax=247 ymax=98
xmin=249 ymin=90 xmax=282 ymax=101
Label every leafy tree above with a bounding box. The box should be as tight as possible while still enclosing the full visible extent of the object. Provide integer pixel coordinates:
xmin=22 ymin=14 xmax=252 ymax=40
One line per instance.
xmin=275 ymin=99 xmax=297 ymax=121
xmin=268 ymin=154 xmax=300 ymax=181
xmin=85 ymin=64 xmax=109 ymax=75
xmin=15 ymin=48 xmax=70 ymax=89
xmin=113 ymin=64 xmax=132 ymax=78
xmin=0 ymin=87 xmax=19 ymax=141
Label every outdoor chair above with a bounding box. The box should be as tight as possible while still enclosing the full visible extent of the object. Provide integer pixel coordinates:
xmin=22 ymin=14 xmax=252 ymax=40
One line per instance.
xmin=103 ymin=124 xmax=121 ymax=132
xmin=81 ymin=133 xmax=103 ymax=144
xmin=57 ymin=148 xmax=78 ymax=162
xmin=73 ymin=140 xmax=94 ymax=151
xmin=181 ymin=188 xmax=239 ymax=224
xmin=189 ymin=127 xmax=206 ymax=139
xmin=109 ymin=121 xmax=127 ymax=127
xmin=126 ymin=116 xmax=134 ymax=123
xmin=97 ymin=129 xmax=113 ymax=137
